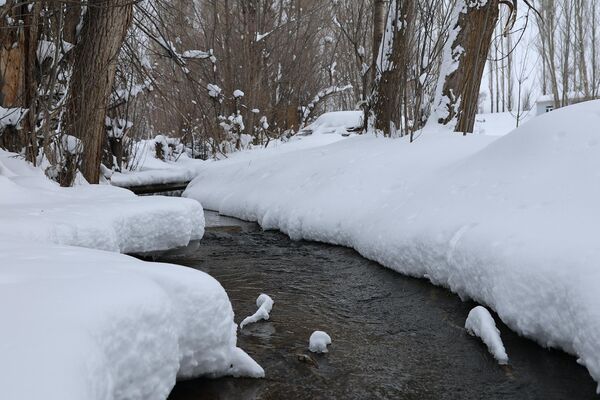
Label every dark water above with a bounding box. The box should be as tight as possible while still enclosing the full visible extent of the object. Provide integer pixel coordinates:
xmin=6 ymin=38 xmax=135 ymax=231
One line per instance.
xmin=162 ymin=212 xmax=596 ymax=400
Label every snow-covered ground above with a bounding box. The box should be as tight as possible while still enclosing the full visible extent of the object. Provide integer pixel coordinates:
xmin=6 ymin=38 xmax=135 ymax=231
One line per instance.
xmin=184 ymin=100 xmax=600 ymax=390
xmin=473 ymin=111 xmax=534 ymax=136
xmin=110 ymin=110 xmax=520 ymax=189
xmin=0 ymin=150 xmax=263 ymax=400
xmin=110 ymin=112 xmax=360 ymax=188
xmin=110 ymin=137 xmax=205 ymax=188
xmin=1 ymin=149 xmax=203 ymax=253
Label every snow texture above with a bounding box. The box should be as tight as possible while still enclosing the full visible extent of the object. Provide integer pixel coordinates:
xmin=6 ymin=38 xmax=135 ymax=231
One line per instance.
xmin=309 ymin=331 xmax=332 ymax=353
xmin=465 ymin=306 xmax=508 ymax=365
xmin=184 ymin=100 xmax=600 ymax=391
xmin=0 ymin=106 xmax=26 ymax=128
xmin=111 ymin=137 xmax=204 ymax=188
xmin=0 ymin=153 xmax=204 ymax=253
xmin=299 ymin=110 xmax=363 ymax=135
xmin=0 ymin=150 xmax=264 ymax=400
xmin=240 ymin=294 xmax=274 ymax=329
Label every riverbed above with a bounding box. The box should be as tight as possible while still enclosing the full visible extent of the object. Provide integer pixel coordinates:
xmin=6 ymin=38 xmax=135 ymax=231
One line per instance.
xmin=163 ymin=212 xmax=596 ymax=399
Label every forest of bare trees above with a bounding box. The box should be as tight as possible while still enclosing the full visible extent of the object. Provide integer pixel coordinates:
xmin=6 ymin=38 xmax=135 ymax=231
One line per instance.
xmin=0 ymin=0 xmax=599 ymax=185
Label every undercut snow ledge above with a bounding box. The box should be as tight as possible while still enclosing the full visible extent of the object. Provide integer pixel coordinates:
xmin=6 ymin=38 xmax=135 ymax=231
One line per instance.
xmin=0 ymin=242 xmax=263 ymax=400
xmin=0 ymin=150 xmax=263 ymax=399
xmin=0 ymin=149 xmax=204 ymax=253
xmin=184 ymin=100 xmax=600 ymax=391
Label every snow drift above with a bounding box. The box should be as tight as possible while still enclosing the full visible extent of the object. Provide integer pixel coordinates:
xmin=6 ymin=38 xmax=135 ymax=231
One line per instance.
xmin=184 ymin=100 xmax=600 ymax=389
xmin=0 ymin=149 xmax=203 ymax=253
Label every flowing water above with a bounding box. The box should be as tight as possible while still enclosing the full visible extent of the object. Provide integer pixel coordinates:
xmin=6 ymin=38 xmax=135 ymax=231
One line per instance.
xmin=162 ymin=212 xmax=596 ymax=400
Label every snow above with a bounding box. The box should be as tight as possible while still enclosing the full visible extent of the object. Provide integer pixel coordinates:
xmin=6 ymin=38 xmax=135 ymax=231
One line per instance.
xmin=240 ymin=294 xmax=274 ymax=329
xmin=182 ymin=49 xmax=211 ymax=59
xmin=309 ymin=331 xmax=332 ymax=353
xmin=111 ymin=113 xmax=358 ymax=189
xmin=473 ymin=111 xmax=533 ymax=136
xmin=301 ymin=85 xmax=353 ymax=122
xmin=0 ymin=242 xmax=263 ymax=400
xmin=207 ymin=83 xmax=222 ymax=99
xmin=0 ymin=150 xmax=264 ymax=399
xmin=429 ymin=0 xmax=466 ymax=127
xmin=0 ymin=106 xmax=27 ymax=128
xmin=0 ymin=158 xmax=204 ymax=253
xmin=299 ymin=110 xmax=363 ymax=135
xmin=111 ymin=137 xmax=204 ymax=188
xmin=465 ymin=306 xmax=508 ymax=365
xmin=37 ymin=39 xmax=74 ymax=64
xmin=184 ymin=100 xmax=600 ymax=390
xmin=233 ymin=89 xmax=245 ymax=98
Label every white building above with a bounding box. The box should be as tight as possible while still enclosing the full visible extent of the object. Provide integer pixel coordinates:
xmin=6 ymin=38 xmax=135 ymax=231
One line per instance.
xmin=535 ymin=92 xmax=588 ymax=116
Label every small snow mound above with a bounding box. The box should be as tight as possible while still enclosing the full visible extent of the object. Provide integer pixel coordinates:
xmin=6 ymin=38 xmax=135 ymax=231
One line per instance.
xmin=465 ymin=306 xmax=508 ymax=365
xmin=308 ymin=331 xmax=332 ymax=353
xmin=239 ymin=294 xmax=274 ymax=329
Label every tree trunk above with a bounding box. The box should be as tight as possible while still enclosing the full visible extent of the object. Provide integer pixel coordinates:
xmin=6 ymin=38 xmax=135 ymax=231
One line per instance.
xmin=65 ymin=0 xmax=133 ymax=184
xmin=0 ymin=1 xmax=39 ymax=162
xmin=437 ymin=0 xmax=499 ymax=134
xmin=371 ymin=0 xmax=388 ymax=86
xmin=372 ymin=0 xmax=415 ymax=136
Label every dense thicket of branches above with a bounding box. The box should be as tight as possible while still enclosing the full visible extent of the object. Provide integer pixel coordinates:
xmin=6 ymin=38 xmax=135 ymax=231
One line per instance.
xmin=0 ymin=0 xmax=598 ymax=186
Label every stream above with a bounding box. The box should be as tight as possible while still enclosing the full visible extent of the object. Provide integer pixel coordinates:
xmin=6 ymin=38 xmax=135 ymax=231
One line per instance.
xmin=162 ymin=211 xmax=596 ymax=399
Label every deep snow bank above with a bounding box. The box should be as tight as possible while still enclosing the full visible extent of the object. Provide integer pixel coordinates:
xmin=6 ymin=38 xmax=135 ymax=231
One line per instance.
xmin=0 ymin=149 xmax=203 ymax=253
xmin=0 ymin=151 xmax=263 ymax=399
xmin=184 ymin=100 xmax=600 ymax=389
xmin=0 ymin=242 xmax=263 ymax=400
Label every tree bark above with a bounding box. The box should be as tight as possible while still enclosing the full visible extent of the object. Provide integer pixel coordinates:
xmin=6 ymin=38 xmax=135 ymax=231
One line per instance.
xmin=65 ymin=0 xmax=133 ymax=184
xmin=372 ymin=0 xmax=415 ymax=136
xmin=0 ymin=1 xmax=39 ymax=161
xmin=437 ymin=0 xmax=499 ymax=134
xmin=371 ymin=0 xmax=388 ymax=86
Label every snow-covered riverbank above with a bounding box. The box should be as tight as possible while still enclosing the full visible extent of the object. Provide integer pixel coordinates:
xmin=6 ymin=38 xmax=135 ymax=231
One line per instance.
xmin=0 ymin=150 xmax=263 ymax=400
xmin=184 ymin=100 xmax=600 ymax=390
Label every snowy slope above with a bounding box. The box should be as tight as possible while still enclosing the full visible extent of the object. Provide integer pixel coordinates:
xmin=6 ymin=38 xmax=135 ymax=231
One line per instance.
xmin=185 ymin=100 xmax=600 ymax=389
xmin=110 ymin=112 xmax=355 ymax=188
